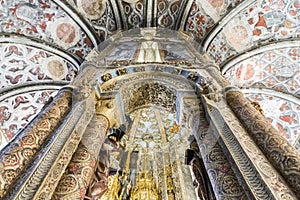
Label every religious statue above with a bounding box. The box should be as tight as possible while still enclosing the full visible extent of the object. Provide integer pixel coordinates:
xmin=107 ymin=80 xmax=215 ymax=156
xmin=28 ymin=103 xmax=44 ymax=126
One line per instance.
xmin=108 ymin=124 xmax=127 ymax=149
xmin=103 ymin=172 xmax=121 ymax=200
xmin=119 ymin=173 xmax=131 ymax=200
xmin=137 ymin=41 xmax=162 ymax=62
xmin=108 ymin=115 xmax=132 ymax=149
xmin=86 ymin=147 xmax=111 ymax=199
xmin=89 ymin=170 xmax=108 ymax=199
xmin=136 ymin=29 xmax=163 ymax=63
xmin=108 ymin=125 xmax=126 ymax=142
xmin=185 ymin=140 xmax=216 ymax=200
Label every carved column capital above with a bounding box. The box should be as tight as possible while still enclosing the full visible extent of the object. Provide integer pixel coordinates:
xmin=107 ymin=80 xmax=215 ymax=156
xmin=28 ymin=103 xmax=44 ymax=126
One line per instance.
xmin=70 ymin=65 xmax=98 ymax=102
xmin=206 ymin=65 xmax=231 ymax=88
xmin=95 ymin=99 xmax=119 ymax=128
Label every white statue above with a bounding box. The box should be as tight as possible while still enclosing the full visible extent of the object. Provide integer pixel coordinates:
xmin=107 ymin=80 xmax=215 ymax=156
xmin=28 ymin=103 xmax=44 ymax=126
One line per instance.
xmin=137 ymin=29 xmax=162 ymax=62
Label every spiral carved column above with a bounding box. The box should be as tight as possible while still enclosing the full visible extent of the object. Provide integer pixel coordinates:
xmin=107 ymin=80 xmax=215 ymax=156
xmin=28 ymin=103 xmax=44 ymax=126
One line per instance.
xmin=52 ymin=114 xmax=109 ymax=199
xmin=226 ymin=90 xmax=300 ymax=198
xmin=0 ymin=89 xmax=72 ymax=198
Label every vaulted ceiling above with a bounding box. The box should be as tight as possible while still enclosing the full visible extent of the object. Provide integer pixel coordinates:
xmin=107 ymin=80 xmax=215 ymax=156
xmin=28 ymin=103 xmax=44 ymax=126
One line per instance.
xmin=0 ymin=0 xmax=299 ymax=151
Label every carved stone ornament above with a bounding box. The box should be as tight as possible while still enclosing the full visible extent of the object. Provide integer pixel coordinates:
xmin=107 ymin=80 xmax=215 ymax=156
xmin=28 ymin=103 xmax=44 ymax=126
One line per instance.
xmin=72 ymin=66 xmax=97 ymax=101
xmin=201 ymin=95 xmax=297 ymax=199
xmin=189 ymin=107 xmax=247 ymax=200
xmin=53 ymin=114 xmax=109 ymax=199
xmin=18 ymin=94 xmax=95 ymax=200
xmin=226 ymin=90 xmax=300 ymax=199
xmin=128 ymin=82 xmax=177 ymax=113
xmin=0 ymin=89 xmax=73 ymax=199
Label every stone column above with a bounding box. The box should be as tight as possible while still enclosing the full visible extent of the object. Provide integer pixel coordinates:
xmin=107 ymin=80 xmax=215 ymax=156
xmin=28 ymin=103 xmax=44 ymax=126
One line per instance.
xmin=226 ymin=89 xmax=300 ymax=198
xmin=182 ymin=96 xmax=246 ymax=199
xmin=0 ymin=88 xmax=73 ymax=198
xmin=52 ymin=114 xmax=109 ymax=199
xmin=191 ymin=111 xmax=247 ymax=200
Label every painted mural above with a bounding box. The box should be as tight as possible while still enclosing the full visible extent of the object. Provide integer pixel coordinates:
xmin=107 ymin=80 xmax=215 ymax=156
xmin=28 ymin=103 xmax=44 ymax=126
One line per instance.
xmin=69 ymin=0 xmax=117 ymax=40
xmin=224 ymin=47 xmax=300 ymax=95
xmin=0 ymin=0 xmax=94 ymax=58
xmin=208 ymin=0 xmax=300 ymax=65
xmin=0 ymin=43 xmax=78 ymax=89
xmin=185 ymin=0 xmax=244 ymax=42
xmin=246 ymin=93 xmax=300 ymax=146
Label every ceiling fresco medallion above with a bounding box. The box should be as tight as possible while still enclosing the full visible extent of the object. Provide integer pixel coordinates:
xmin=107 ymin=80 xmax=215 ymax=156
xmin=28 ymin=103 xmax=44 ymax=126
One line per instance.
xmin=288 ymin=0 xmax=300 ymax=23
xmin=77 ymin=0 xmax=107 ymax=20
xmin=223 ymin=18 xmax=252 ymax=51
xmin=235 ymin=63 xmax=256 ymax=82
xmin=43 ymin=57 xmax=68 ymax=81
xmin=46 ymin=18 xmax=80 ymax=49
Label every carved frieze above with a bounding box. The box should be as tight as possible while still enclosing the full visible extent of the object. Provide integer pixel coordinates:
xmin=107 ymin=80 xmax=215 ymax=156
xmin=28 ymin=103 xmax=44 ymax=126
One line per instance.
xmin=100 ymin=71 xmax=195 ymax=93
xmin=128 ymin=82 xmax=177 ymax=113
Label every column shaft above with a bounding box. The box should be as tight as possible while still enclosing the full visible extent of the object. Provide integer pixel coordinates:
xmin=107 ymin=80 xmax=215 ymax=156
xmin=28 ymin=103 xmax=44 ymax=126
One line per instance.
xmin=192 ymin=111 xmax=247 ymax=200
xmin=226 ymin=90 xmax=300 ymax=198
xmin=52 ymin=114 xmax=109 ymax=199
xmin=0 ymin=89 xmax=72 ymax=198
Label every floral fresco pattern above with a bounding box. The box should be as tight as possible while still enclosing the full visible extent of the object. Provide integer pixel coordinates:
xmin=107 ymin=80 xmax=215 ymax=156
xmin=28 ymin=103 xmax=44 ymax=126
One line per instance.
xmin=157 ymin=0 xmax=184 ymax=28
xmin=185 ymin=0 xmax=243 ymax=42
xmin=208 ymin=0 xmax=300 ymax=65
xmin=224 ymin=47 xmax=300 ymax=95
xmin=0 ymin=0 xmax=94 ymax=58
xmin=69 ymin=0 xmax=117 ymax=40
xmin=0 ymin=43 xmax=78 ymax=89
xmin=246 ymin=93 xmax=300 ymax=146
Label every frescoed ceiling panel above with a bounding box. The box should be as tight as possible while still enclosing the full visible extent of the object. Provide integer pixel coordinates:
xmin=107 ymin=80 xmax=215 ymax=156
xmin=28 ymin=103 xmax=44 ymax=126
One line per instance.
xmin=156 ymin=0 xmax=185 ymax=28
xmin=184 ymin=0 xmax=245 ymax=43
xmin=65 ymin=0 xmax=118 ymax=40
xmin=185 ymin=0 xmax=215 ymax=42
xmin=0 ymin=41 xmax=79 ymax=151
xmin=0 ymin=0 xmax=96 ymax=59
xmin=246 ymin=92 xmax=300 ymax=147
xmin=0 ymin=43 xmax=78 ymax=90
xmin=207 ymin=0 xmax=300 ymax=65
xmin=196 ymin=0 xmax=244 ymax=21
xmin=120 ymin=0 xmax=145 ymax=28
xmin=224 ymin=47 xmax=300 ymax=95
